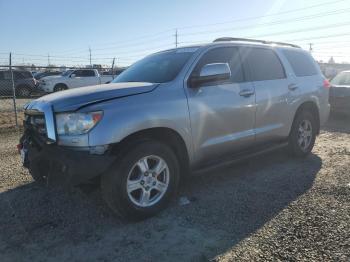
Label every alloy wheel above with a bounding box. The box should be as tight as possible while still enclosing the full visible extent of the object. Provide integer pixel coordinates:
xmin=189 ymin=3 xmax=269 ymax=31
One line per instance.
xmin=126 ymin=155 xmax=169 ymax=207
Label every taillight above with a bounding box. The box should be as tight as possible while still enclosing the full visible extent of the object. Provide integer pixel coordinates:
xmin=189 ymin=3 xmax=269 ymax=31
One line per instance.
xmin=16 ymin=143 xmax=23 ymax=154
xmin=323 ymin=79 xmax=331 ymax=89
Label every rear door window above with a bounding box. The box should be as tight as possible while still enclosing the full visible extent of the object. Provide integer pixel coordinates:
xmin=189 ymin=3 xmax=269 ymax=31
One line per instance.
xmin=82 ymin=70 xmax=95 ymax=77
xmin=74 ymin=70 xmax=85 ymax=77
xmin=192 ymin=47 xmax=245 ymax=83
xmin=74 ymin=70 xmax=95 ymax=77
xmin=240 ymin=47 xmax=286 ymax=81
xmin=282 ymin=49 xmax=318 ymax=77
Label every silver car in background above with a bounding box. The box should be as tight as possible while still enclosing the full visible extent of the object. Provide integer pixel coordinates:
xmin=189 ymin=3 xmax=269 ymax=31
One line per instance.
xmin=19 ymin=38 xmax=330 ymax=220
xmin=330 ymin=70 xmax=350 ymax=114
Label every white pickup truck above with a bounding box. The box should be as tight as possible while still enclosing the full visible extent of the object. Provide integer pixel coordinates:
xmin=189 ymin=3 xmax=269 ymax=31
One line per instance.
xmin=39 ymin=69 xmax=114 ymax=93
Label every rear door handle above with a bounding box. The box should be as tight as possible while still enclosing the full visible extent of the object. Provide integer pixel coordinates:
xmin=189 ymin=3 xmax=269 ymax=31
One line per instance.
xmin=239 ymin=89 xmax=255 ymax=97
xmin=288 ymin=83 xmax=298 ymax=91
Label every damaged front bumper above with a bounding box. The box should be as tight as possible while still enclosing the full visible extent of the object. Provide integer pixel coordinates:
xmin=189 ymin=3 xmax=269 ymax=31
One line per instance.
xmin=20 ymin=130 xmax=115 ymax=187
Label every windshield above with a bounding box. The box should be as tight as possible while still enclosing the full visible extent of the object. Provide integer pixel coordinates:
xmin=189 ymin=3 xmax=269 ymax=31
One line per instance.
xmin=331 ymin=72 xmax=350 ymax=86
xmin=113 ymin=48 xmax=198 ymax=83
xmin=62 ymin=70 xmax=74 ymax=77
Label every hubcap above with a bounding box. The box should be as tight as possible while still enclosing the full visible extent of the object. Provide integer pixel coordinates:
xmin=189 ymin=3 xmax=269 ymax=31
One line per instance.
xmin=126 ymin=155 xmax=169 ymax=207
xmin=297 ymin=119 xmax=313 ymax=151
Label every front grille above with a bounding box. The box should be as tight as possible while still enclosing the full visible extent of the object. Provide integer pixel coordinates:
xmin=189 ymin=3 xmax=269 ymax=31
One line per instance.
xmin=24 ymin=112 xmax=47 ymax=139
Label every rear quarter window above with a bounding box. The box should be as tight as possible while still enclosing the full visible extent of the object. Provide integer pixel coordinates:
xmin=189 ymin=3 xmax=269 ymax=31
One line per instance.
xmin=14 ymin=71 xmax=32 ymax=79
xmin=240 ymin=47 xmax=286 ymax=81
xmin=282 ymin=49 xmax=318 ymax=77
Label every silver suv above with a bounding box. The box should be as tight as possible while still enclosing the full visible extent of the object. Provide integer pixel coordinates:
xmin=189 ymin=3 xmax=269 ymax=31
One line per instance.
xmin=19 ymin=38 xmax=330 ymax=220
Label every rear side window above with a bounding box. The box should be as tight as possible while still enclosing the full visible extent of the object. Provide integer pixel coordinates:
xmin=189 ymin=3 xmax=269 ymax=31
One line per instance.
xmin=14 ymin=72 xmax=24 ymax=79
xmin=240 ymin=47 xmax=285 ymax=81
xmin=13 ymin=71 xmax=32 ymax=79
xmin=21 ymin=71 xmax=33 ymax=79
xmin=83 ymin=70 xmax=95 ymax=77
xmin=1 ymin=71 xmax=12 ymax=80
xmin=331 ymin=72 xmax=350 ymax=85
xmin=282 ymin=50 xmax=318 ymax=77
xmin=192 ymin=47 xmax=245 ymax=83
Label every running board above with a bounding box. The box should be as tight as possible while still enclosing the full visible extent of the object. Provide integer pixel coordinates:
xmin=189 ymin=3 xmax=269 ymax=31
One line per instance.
xmin=192 ymin=142 xmax=289 ymax=175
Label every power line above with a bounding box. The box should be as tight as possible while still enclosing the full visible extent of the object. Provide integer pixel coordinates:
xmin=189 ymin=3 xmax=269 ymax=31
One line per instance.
xmin=178 ymin=8 xmax=350 ymax=37
xmin=177 ymin=0 xmax=347 ymax=30
xmin=56 ymin=30 xmax=174 ymax=55
xmin=179 ymin=22 xmax=350 ymax=46
xmin=50 ymin=0 xmax=346 ymax=56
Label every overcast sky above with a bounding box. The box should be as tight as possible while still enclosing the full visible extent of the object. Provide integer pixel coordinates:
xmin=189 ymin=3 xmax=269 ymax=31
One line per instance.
xmin=0 ymin=0 xmax=350 ymax=66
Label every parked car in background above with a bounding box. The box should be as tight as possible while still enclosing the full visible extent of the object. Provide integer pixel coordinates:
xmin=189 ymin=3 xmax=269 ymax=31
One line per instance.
xmin=34 ymin=71 xmax=62 ymax=80
xmin=0 ymin=70 xmax=39 ymax=97
xmin=39 ymin=69 xmax=114 ymax=93
xmin=330 ymin=71 xmax=350 ymax=115
xmin=20 ymin=38 xmax=330 ymax=220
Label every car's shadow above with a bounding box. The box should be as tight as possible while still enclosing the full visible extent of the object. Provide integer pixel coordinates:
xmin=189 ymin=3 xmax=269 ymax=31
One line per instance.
xmin=0 ymin=147 xmax=322 ymax=261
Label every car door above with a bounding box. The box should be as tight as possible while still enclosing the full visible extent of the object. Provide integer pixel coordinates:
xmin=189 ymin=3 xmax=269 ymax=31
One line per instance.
xmin=185 ymin=46 xmax=256 ymax=166
xmin=240 ymin=46 xmax=291 ymax=144
xmin=81 ymin=70 xmax=99 ymax=86
xmin=70 ymin=70 xmax=97 ymax=88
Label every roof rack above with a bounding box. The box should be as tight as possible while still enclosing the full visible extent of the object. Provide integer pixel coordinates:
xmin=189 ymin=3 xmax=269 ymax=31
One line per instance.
xmin=213 ymin=37 xmax=300 ymax=48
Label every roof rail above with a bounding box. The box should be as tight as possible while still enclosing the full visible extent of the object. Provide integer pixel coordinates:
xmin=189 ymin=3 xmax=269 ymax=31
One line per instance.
xmin=213 ymin=37 xmax=300 ymax=48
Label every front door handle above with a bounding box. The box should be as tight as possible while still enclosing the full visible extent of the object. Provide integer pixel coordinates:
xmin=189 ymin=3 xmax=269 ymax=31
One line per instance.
xmin=288 ymin=83 xmax=298 ymax=91
xmin=239 ymin=89 xmax=255 ymax=97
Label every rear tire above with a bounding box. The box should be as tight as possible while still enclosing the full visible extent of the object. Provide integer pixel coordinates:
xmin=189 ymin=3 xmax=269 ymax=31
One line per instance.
xmin=288 ymin=111 xmax=317 ymax=157
xmin=101 ymin=140 xmax=180 ymax=221
xmin=54 ymin=84 xmax=67 ymax=92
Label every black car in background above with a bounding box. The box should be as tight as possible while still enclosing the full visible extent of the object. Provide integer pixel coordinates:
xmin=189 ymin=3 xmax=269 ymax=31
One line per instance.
xmin=0 ymin=70 xmax=38 ymax=97
xmin=33 ymin=71 xmax=62 ymax=80
xmin=330 ymin=70 xmax=350 ymax=115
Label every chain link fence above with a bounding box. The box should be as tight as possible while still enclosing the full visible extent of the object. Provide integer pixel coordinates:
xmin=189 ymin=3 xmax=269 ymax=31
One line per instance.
xmin=0 ymin=55 xmax=123 ymax=131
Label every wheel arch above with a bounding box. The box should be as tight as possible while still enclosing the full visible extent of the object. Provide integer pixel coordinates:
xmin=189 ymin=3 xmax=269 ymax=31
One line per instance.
xmin=292 ymin=101 xmax=320 ymax=135
xmin=54 ymin=83 xmax=68 ymax=90
xmin=109 ymin=127 xmax=190 ymax=178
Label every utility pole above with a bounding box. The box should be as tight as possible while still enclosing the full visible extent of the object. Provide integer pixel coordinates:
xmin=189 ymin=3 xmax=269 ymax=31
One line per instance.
xmin=175 ymin=29 xmax=178 ymax=48
xmin=89 ymin=47 xmax=92 ymax=66
xmin=309 ymin=43 xmax=313 ymax=53
xmin=47 ymin=53 xmax=50 ymax=66
xmin=111 ymin=57 xmax=115 ymax=78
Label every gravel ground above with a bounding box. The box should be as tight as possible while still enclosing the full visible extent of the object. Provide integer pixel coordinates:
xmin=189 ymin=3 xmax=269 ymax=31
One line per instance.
xmin=0 ymin=98 xmax=34 ymax=128
xmin=0 ymin=114 xmax=349 ymax=262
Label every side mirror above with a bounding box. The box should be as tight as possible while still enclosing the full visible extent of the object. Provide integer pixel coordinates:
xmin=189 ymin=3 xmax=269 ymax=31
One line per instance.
xmin=190 ymin=63 xmax=231 ymax=87
xmin=70 ymin=73 xmax=76 ymax=78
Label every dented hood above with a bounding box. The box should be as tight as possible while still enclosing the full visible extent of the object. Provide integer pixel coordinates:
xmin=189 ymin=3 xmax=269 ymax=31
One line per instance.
xmin=27 ymin=82 xmax=158 ymax=112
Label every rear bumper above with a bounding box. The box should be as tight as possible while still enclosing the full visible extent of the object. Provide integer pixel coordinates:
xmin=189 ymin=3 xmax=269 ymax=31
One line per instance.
xmin=21 ymin=134 xmax=115 ymax=186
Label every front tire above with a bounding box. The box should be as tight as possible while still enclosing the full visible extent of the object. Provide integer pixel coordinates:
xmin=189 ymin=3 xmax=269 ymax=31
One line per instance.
xmin=101 ymin=141 xmax=180 ymax=221
xmin=288 ymin=111 xmax=317 ymax=157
